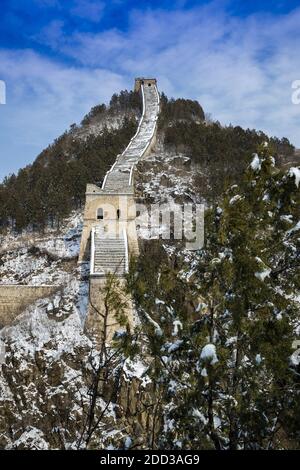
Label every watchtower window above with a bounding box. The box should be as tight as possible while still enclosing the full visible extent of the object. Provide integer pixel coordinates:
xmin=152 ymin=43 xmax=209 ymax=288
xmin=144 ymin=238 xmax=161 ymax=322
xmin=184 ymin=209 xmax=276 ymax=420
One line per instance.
xmin=117 ymin=209 xmax=120 ymax=219
xmin=97 ymin=208 xmax=103 ymax=220
xmin=148 ymin=83 xmax=151 ymax=86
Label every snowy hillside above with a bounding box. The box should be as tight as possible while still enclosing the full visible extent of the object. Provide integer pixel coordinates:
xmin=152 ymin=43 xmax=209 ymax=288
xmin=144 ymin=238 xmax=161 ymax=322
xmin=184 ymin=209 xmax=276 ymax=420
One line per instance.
xmin=0 ymin=212 xmax=83 ymax=286
xmin=0 ymin=90 xmax=299 ymax=450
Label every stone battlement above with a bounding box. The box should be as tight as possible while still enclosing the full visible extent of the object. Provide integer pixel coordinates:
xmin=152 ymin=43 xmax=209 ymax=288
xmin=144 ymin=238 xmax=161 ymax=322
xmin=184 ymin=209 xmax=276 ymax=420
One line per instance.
xmin=78 ymin=78 xmax=160 ymax=264
xmin=134 ymin=78 xmax=157 ymax=92
xmin=80 ymin=78 xmax=160 ymax=344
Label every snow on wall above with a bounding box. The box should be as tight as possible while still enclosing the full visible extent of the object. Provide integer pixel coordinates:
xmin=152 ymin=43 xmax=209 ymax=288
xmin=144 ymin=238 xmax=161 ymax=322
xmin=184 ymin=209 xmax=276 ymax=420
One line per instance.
xmin=0 ymin=211 xmax=87 ymax=328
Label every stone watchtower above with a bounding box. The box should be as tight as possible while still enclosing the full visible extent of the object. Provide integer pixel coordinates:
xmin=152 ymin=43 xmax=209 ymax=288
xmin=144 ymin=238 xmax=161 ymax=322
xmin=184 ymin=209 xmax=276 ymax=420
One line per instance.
xmin=134 ymin=78 xmax=157 ymax=92
xmin=79 ymin=78 xmax=160 ymax=269
xmin=79 ymin=78 xmax=160 ymax=342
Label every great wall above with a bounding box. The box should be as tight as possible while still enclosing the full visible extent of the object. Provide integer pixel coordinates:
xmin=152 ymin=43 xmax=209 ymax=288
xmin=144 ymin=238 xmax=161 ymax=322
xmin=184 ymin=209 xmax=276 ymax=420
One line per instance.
xmin=0 ymin=78 xmax=160 ymax=340
xmin=81 ymin=78 xmax=160 ymax=340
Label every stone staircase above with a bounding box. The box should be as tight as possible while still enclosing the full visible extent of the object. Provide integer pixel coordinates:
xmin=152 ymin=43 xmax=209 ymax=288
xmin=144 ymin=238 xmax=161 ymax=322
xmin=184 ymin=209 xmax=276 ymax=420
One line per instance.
xmin=89 ymin=79 xmax=159 ymax=278
xmin=91 ymin=226 xmax=128 ymax=276
xmin=103 ymin=83 xmax=159 ymax=192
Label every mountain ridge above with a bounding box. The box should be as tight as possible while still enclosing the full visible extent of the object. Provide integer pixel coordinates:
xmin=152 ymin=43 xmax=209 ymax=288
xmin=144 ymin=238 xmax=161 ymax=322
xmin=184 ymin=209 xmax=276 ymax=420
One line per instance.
xmin=0 ymin=88 xmax=297 ymax=234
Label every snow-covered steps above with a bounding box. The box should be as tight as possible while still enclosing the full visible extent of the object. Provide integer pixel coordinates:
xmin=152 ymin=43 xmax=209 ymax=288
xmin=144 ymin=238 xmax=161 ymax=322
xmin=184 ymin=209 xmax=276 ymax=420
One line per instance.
xmin=90 ymin=227 xmax=129 ymax=276
xmin=79 ymin=79 xmax=160 ymax=266
xmin=102 ymin=82 xmax=160 ymax=191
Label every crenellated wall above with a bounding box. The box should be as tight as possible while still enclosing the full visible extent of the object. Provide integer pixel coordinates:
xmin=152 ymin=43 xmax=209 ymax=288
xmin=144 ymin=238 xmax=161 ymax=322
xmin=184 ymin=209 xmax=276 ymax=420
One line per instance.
xmin=79 ymin=78 xmax=160 ymax=264
xmin=79 ymin=78 xmax=160 ymax=343
xmin=0 ymin=79 xmax=159 ymax=337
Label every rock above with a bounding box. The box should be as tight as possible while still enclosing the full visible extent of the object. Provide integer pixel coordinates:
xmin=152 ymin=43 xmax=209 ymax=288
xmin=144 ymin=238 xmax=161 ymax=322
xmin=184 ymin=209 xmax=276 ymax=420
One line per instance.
xmin=160 ymin=174 xmax=172 ymax=187
xmin=168 ymin=155 xmax=191 ymax=169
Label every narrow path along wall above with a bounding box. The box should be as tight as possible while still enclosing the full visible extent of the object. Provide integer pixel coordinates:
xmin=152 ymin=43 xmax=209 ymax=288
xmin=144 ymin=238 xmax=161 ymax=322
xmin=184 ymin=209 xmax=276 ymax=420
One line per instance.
xmin=79 ymin=78 xmax=160 ymax=266
xmin=102 ymin=78 xmax=159 ymax=192
xmin=81 ymin=78 xmax=160 ymax=341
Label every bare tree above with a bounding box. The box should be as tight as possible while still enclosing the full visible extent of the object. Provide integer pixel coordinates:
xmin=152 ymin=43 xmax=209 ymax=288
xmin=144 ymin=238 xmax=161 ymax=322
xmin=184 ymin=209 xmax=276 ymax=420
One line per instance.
xmin=77 ymin=272 xmax=131 ymax=449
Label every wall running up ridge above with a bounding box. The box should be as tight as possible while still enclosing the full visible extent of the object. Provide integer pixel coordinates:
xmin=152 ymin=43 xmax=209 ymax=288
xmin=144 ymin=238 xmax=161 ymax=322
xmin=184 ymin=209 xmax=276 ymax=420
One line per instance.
xmin=78 ymin=78 xmax=160 ymax=270
xmin=82 ymin=78 xmax=160 ymax=342
xmin=0 ymin=79 xmax=159 ymax=335
xmin=102 ymin=78 xmax=160 ymax=192
xmin=0 ymin=285 xmax=58 ymax=328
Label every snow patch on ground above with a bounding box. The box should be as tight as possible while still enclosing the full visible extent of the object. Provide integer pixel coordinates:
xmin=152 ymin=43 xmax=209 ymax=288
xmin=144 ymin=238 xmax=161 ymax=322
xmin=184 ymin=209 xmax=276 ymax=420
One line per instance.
xmin=123 ymin=357 xmax=151 ymax=387
xmin=0 ymin=211 xmax=83 ymax=285
xmin=7 ymin=427 xmax=49 ymax=450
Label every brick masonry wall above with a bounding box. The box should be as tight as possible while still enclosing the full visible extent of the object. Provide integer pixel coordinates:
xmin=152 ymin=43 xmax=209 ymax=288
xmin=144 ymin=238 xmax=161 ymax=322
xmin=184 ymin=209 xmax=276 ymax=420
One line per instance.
xmin=0 ymin=285 xmax=57 ymax=327
xmin=85 ymin=277 xmax=134 ymax=344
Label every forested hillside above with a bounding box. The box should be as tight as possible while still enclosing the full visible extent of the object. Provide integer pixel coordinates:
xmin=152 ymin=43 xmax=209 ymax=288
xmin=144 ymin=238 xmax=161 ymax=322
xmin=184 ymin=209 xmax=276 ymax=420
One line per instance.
xmin=158 ymin=93 xmax=295 ymax=200
xmin=0 ymin=86 xmax=299 ymax=450
xmin=0 ymin=91 xmax=140 ymax=232
xmin=126 ymin=145 xmax=300 ymax=449
xmin=0 ymin=89 xmax=296 ymax=233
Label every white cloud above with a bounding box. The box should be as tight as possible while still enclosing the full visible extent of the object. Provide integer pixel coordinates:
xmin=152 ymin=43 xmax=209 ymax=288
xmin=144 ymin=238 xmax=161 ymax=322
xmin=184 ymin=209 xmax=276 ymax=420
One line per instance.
xmin=1 ymin=2 xmax=300 ymax=179
xmin=71 ymin=0 xmax=105 ymax=22
xmin=35 ymin=20 xmax=65 ymax=48
xmin=58 ymin=3 xmax=300 ymax=146
xmin=0 ymin=49 xmax=127 ymax=179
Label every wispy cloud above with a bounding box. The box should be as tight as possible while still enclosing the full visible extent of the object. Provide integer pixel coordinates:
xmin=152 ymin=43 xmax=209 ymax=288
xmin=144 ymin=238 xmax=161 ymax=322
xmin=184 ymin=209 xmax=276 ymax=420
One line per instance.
xmin=0 ymin=1 xmax=300 ymax=179
xmin=0 ymin=49 xmax=126 ymax=178
xmin=35 ymin=19 xmax=65 ymax=48
xmin=71 ymin=0 xmax=105 ymax=22
xmin=57 ymin=3 xmax=300 ymax=147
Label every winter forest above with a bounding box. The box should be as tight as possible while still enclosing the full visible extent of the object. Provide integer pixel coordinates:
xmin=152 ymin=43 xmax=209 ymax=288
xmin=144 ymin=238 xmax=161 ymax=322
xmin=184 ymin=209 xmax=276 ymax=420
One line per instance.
xmin=0 ymin=88 xmax=299 ymax=450
xmin=1 ymin=0 xmax=300 ymax=456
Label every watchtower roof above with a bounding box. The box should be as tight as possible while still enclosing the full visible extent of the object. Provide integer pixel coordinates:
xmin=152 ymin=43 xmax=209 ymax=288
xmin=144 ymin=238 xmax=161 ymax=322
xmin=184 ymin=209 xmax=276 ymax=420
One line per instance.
xmin=134 ymin=77 xmax=157 ymax=92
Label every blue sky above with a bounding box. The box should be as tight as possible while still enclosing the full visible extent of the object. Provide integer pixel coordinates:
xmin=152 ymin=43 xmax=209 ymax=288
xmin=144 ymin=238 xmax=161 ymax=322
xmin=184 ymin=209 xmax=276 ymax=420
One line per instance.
xmin=1 ymin=0 xmax=300 ymax=179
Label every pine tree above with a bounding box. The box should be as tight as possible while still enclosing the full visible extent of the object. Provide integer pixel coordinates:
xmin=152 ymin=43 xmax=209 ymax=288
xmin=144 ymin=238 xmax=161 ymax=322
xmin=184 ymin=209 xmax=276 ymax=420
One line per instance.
xmin=122 ymin=145 xmax=300 ymax=449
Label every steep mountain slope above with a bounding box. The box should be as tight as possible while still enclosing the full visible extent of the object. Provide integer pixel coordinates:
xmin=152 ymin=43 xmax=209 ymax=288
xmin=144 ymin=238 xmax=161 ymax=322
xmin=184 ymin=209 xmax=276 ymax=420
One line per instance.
xmin=0 ymin=88 xmax=299 ymax=449
xmin=0 ymin=90 xmax=141 ymax=232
